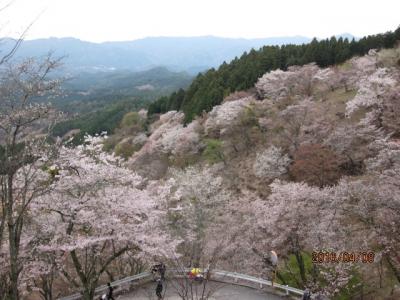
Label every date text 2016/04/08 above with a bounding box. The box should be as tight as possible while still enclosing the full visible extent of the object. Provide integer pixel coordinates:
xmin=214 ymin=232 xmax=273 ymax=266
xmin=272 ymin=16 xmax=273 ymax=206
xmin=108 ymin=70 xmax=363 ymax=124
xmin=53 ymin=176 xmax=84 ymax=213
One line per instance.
xmin=312 ymin=251 xmax=375 ymax=263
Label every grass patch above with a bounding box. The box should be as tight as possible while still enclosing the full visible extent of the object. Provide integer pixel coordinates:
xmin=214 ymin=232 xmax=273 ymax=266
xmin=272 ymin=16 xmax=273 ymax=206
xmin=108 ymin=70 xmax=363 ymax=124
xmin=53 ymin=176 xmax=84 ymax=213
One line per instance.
xmin=202 ymin=138 xmax=225 ymax=164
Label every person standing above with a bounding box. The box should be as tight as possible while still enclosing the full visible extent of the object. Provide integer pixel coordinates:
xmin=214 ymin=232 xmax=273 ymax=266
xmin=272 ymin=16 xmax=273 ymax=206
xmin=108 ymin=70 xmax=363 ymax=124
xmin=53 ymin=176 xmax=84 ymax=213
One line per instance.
xmin=106 ymin=282 xmax=115 ymax=300
xmin=156 ymin=279 xmax=163 ymax=299
xmin=159 ymin=263 xmax=166 ymax=280
xmin=302 ymin=288 xmax=311 ymax=300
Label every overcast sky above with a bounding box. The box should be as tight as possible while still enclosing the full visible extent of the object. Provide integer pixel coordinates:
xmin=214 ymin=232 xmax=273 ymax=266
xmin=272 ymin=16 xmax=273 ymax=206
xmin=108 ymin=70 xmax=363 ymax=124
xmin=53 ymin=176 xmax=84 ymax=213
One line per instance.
xmin=1 ymin=0 xmax=399 ymax=43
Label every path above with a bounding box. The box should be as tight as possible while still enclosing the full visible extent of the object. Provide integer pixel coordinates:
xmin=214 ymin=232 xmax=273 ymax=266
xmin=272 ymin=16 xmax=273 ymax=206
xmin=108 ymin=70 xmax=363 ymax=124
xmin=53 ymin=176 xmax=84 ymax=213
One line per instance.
xmin=118 ymin=280 xmax=285 ymax=299
xmin=58 ymin=270 xmax=303 ymax=300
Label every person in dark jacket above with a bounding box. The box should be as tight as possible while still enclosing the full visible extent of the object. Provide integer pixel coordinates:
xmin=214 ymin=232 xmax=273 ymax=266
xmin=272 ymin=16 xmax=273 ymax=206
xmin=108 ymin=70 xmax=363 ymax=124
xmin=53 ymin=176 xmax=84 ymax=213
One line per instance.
xmin=151 ymin=264 xmax=159 ymax=274
xmin=151 ymin=262 xmax=166 ymax=281
xmin=159 ymin=263 xmax=166 ymax=280
xmin=302 ymin=288 xmax=311 ymax=300
xmin=106 ymin=282 xmax=115 ymax=300
xmin=156 ymin=279 xmax=163 ymax=299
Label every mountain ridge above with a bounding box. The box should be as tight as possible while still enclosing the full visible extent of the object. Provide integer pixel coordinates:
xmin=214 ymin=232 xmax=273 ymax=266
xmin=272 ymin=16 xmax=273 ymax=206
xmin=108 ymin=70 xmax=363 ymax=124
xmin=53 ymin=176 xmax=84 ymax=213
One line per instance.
xmin=1 ymin=35 xmax=356 ymax=74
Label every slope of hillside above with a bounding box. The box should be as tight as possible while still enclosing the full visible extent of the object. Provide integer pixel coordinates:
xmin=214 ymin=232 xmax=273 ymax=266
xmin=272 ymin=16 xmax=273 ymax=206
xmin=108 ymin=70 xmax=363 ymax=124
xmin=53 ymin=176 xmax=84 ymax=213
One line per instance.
xmin=107 ymin=46 xmax=400 ymax=299
xmin=148 ymin=27 xmax=400 ymax=123
xmin=49 ymin=67 xmax=192 ymax=144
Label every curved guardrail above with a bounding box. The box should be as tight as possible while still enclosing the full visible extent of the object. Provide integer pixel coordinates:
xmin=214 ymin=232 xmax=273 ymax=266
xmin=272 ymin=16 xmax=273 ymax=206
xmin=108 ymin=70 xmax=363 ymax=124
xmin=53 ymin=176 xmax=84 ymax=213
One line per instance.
xmin=58 ymin=269 xmax=304 ymax=299
xmin=58 ymin=272 xmax=153 ymax=300
xmin=212 ymin=270 xmax=303 ymax=296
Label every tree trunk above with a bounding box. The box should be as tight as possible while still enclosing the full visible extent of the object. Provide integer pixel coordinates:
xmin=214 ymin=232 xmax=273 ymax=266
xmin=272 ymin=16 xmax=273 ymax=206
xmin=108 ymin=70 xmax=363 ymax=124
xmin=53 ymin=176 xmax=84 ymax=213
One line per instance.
xmin=385 ymin=255 xmax=400 ymax=284
xmin=7 ymin=173 xmax=20 ymax=300
xmin=82 ymin=288 xmax=95 ymax=300
xmin=294 ymin=250 xmax=307 ymax=286
xmin=39 ymin=274 xmax=55 ymax=300
xmin=8 ymin=229 xmax=20 ymax=300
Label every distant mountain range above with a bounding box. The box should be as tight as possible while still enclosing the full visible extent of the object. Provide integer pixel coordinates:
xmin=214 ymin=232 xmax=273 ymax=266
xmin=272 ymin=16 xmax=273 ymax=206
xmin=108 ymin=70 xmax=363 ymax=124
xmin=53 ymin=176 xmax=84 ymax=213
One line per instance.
xmin=1 ymin=35 xmax=356 ymax=74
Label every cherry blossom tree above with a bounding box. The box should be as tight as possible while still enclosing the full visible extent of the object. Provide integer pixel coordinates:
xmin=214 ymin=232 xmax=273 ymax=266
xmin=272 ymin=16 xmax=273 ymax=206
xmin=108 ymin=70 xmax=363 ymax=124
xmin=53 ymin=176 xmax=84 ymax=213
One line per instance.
xmin=21 ymin=240 xmax=61 ymax=300
xmin=308 ymin=138 xmax=400 ymax=293
xmin=157 ymin=163 xmax=260 ymax=279
xmin=345 ymin=67 xmax=398 ymax=118
xmin=311 ymin=67 xmax=342 ymax=93
xmin=160 ymin=165 xmax=230 ymax=261
xmin=256 ymin=64 xmax=321 ymax=101
xmin=287 ymin=64 xmax=320 ymax=97
xmin=166 ymin=239 xmax=233 ymax=300
xmin=253 ymin=145 xmax=291 ymax=180
xmin=31 ymin=135 xmax=177 ymax=300
xmin=324 ymin=123 xmax=385 ymax=175
xmin=160 ymin=119 xmax=202 ymax=157
xmin=203 ymin=97 xmax=263 ymax=157
xmin=381 ymin=86 xmax=400 ymax=137
xmin=351 ymin=50 xmax=379 ymax=75
xmin=253 ymin=180 xmax=330 ymax=286
xmin=276 ymin=98 xmax=314 ymax=151
xmin=332 ymin=176 xmax=400 ymax=283
xmin=350 ymin=138 xmax=400 ymax=282
xmin=255 ymin=68 xmax=296 ymax=101
xmin=129 ymin=111 xmax=202 ymax=178
xmin=0 ymin=55 xmax=62 ymax=300
xmin=252 ymin=179 xmax=360 ymax=297
xmin=204 ymin=97 xmax=254 ymax=138
xmin=259 ymin=138 xmax=400 ymax=296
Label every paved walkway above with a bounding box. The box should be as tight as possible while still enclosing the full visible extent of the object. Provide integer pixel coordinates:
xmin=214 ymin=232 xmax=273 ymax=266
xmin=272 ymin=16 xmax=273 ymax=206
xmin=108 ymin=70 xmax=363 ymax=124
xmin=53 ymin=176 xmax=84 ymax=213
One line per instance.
xmin=117 ymin=280 xmax=284 ymax=300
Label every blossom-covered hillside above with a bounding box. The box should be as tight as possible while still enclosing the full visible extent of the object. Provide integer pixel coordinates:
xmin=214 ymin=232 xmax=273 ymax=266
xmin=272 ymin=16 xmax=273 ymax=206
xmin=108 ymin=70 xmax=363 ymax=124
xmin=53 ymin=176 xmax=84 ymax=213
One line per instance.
xmin=117 ymin=46 xmax=400 ymax=299
xmin=2 ymin=45 xmax=400 ymax=300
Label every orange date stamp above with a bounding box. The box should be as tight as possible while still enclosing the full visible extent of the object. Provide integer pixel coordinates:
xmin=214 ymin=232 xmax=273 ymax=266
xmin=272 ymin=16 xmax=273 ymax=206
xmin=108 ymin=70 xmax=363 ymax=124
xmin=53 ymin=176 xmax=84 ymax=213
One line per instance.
xmin=312 ymin=251 xmax=375 ymax=263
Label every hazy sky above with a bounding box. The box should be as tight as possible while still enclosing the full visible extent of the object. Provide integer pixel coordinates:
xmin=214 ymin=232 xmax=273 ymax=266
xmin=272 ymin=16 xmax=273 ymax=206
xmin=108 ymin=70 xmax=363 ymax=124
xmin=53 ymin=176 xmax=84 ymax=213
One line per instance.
xmin=2 ymin=0 xmax=399 ymax=42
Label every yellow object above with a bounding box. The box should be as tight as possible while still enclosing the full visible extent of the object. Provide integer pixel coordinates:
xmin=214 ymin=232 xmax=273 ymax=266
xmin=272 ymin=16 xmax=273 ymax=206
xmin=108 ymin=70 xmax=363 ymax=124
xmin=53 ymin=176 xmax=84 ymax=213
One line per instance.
xmin=191 ymin=268 xmax=201 ymax=275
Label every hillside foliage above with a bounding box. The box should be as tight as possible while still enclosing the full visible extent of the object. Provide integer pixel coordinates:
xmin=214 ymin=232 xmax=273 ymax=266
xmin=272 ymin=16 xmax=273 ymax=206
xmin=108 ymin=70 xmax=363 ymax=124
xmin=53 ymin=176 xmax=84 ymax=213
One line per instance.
xmin=149 ymin=27 xmax=400 ymax=122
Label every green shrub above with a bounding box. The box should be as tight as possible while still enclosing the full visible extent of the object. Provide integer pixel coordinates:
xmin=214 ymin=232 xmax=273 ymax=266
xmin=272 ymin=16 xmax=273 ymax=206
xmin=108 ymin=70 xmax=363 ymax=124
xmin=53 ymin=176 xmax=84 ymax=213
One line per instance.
xmin=202 ymin=139 xmax=225 ymax=164
xmin=120 ymin=111 xmax=141 ymax=128
xmin=239 ymin=106 xmax=259 ymax=128
xmin=102 ymin=136 xmax=119 ymax=152
xmin=277 ymin=252 xmax=313 ymax=288
xmin=277 ymin=252 xmax=362 ymax=299
xmin=114 ymin=141 xmax=135 ymax=159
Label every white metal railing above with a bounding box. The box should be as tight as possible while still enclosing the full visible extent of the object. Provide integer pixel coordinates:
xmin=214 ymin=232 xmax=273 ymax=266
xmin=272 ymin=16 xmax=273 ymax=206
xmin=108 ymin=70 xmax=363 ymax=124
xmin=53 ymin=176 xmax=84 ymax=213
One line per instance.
xmin=58 ymin=272 xmax=152 ymax=300
xmin=58 ymin=269 xmax=304 ymax=299
xmin=212 ymin=269 xmax=304 ymax=296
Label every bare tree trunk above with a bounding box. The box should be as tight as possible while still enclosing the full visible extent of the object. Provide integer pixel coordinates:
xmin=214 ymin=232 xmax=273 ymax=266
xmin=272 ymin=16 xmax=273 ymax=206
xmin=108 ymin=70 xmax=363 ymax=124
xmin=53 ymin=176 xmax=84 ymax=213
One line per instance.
xmin=7 ymin=173 xmax=20 ymax=300
xmin=385 ymin=255 xmax=400 ymax=284
xmin=66 ymin=242 xmax=130 ymax=300
xmin=0 ymin=176 xmax=7 ymax=251
xmin=294 ymin=250 xmax=307 ymax=286
xmin=39 ymin=275 xmax=54 ymax=300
